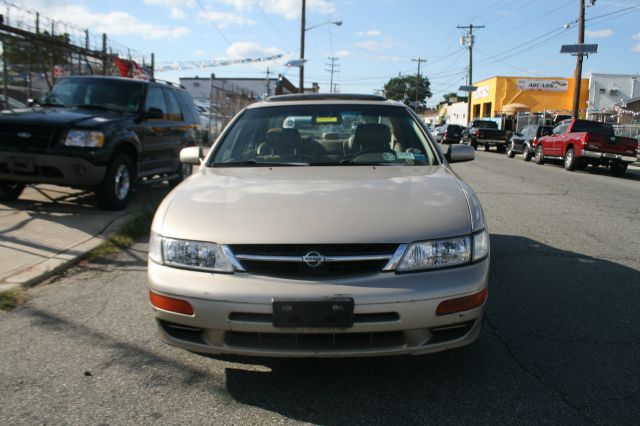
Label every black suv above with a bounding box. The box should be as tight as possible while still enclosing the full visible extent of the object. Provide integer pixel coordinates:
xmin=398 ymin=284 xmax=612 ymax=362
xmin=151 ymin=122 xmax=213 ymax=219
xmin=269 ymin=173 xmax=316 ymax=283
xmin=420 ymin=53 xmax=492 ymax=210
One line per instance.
xmin=0 ymin=76 xmax=206 ymax=210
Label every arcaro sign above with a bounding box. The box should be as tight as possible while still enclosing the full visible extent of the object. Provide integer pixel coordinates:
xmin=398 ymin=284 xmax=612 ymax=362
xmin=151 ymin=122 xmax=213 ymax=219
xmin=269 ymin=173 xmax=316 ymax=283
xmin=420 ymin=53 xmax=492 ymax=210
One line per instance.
xmin=517 ymin=79 xmax=568 ymax=92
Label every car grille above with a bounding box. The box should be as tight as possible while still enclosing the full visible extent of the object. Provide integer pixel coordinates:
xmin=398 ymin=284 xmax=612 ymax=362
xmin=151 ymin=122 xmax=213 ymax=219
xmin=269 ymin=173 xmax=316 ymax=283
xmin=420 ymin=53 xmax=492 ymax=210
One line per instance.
xmin=0 ymin=124 xmax=60 ymax=151
xmin=230 ymin=244 xmax=399 ymax=278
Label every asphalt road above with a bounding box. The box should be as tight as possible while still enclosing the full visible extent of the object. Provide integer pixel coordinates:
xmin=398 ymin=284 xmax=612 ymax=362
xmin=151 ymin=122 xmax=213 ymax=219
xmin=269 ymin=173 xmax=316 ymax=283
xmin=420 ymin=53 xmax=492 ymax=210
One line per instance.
xmin=1 ymin=152 xmax=639 ymax=425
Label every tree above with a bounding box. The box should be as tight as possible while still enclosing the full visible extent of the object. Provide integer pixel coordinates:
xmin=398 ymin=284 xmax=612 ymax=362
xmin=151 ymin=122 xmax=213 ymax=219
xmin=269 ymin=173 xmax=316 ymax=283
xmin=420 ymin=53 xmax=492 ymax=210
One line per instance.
xmin=384 ymin=74 xmax=431 ymax=108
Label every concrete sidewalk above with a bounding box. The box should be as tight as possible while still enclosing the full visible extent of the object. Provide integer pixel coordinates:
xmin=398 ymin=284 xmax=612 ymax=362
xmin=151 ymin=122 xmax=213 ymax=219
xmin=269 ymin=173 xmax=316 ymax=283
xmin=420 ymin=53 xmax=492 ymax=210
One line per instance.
xmin=0 ymin=184 xmax=168 ymax=293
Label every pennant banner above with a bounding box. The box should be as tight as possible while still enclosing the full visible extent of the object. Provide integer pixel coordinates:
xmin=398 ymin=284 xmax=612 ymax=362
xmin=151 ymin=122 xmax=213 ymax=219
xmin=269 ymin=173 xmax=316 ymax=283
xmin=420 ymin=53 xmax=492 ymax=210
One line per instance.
xmin=154 ymin=53 xmax=286 ymax=72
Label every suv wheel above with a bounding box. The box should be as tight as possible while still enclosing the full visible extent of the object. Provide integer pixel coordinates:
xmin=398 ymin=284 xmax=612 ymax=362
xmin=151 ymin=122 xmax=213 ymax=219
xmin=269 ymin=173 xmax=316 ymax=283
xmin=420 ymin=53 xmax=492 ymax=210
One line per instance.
xmin=564 ymin=148 xmax=576 ymax=171
xmin=535 ymin=145 xmax=545 ymax=164
xmin=484 ymin=144 xmax=491 ymax=152
xmin=522 ymin=146 xmax=532 ymax=162
xmin=610 ymin=163 xmax=627 ymax=177
xmin=507 ymin=143 xmax=516 ymax=158
xmin=0 ymin=181 xmax=25 ymax=201
xmin=96 ymin=153 xmax=133 ymax=210
xmin=497 ymin=144 xmax=507 ymax=153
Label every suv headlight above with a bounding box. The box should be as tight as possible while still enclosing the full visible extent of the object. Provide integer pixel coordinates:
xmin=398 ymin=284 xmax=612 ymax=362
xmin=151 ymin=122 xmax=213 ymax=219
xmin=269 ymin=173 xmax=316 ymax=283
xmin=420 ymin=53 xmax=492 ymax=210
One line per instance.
xmin=148 ymin=233 xmax=234 ymax=273
xmin=396 ymin=229 xmax=489 ymax=272
xmin=64 ymin=130 xmax=104 ymax=148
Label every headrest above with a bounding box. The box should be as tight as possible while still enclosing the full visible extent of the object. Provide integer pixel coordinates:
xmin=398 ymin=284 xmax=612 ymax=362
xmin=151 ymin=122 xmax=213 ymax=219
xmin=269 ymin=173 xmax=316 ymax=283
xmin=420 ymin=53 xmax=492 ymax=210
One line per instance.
xmin=264 ymin=128 xmax=302 ymax=155
xmin=349 ymin=123 xmax=391 ymax=152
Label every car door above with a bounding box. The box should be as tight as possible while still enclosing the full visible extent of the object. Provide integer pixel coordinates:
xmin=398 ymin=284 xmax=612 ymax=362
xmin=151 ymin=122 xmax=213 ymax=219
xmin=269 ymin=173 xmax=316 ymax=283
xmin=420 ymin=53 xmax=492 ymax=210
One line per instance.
xmin=137 ymin=85 xmax=174 ymax=175
xmin=513 ymin=126 xmax=528 ymax=151
xmin=547 ymin=123 xmax=564 ymax=156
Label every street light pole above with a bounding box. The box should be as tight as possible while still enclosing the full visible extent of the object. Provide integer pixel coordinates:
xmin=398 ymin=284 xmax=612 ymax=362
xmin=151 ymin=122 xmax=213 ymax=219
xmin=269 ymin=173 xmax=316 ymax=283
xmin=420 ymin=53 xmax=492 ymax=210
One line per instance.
xmin=299 ymin=0 xmax=306 ymax=93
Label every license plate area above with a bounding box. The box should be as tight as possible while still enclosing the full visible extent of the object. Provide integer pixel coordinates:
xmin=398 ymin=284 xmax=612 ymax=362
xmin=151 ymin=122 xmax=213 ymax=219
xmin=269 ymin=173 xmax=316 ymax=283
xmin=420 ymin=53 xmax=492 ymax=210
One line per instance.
xmin=272 ymin=298 xmax=354 ymax=328
xmin=8 ymin=155 xmax=35 ymax=173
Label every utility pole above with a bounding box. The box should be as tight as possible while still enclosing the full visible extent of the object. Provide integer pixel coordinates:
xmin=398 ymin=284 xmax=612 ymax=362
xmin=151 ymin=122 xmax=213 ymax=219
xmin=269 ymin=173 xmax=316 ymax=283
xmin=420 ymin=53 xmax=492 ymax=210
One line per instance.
xmin=458 ymin=24 xmax=484 ymax=124
xmin=325 ymin=56 xmax=339 ymax=93
xmin=299 ymin=0 xmax=306 ymax=93
xmin=572 ymin=0 xmax=586 ymax=119
xmin=412 ymin=57 xmax=427 ymax=108
xmin=265 ymin=67 xmax=271 ymax=97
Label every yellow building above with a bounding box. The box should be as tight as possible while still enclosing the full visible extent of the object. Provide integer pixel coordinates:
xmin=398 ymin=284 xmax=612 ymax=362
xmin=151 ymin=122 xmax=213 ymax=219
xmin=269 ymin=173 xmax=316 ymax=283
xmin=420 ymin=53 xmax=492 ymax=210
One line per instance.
xmin=470 ymin=76 xmax=589 ymax=120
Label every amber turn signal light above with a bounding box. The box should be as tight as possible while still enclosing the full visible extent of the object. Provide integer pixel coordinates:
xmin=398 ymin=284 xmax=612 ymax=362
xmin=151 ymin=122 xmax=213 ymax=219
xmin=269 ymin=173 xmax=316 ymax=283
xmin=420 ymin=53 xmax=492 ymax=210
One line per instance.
xmin=436 ymin=287 xmax=488 ymax=316
xmin=149 ymin=291 xmax=194 ymax=316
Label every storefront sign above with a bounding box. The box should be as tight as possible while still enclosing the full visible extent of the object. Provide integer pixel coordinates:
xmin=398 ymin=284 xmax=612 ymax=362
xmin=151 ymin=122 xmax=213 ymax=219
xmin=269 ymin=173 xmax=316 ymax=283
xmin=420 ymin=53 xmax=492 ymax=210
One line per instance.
xmin=473 ymin=86 xmax=490 ymax=99
xmin=517 ymin=79 xmax=568 ymax=92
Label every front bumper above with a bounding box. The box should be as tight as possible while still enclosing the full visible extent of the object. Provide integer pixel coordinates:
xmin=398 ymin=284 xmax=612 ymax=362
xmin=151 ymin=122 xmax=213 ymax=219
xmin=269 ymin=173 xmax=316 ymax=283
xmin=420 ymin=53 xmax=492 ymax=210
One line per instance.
xmin=147 ymin=258 xmax=489 ymax=357
xmin=581 ymin=149 xmax=637 ymax=164
xmin=0 ymin=152 xmax=106 ymax=186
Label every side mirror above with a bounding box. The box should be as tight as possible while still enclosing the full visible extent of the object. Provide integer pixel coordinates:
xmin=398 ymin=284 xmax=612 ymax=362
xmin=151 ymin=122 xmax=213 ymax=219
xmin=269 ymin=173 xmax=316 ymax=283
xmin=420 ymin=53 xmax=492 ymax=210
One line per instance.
xmin=145 ymin=107 xmax=164 ymax=119
xmin=446 ymin=144 xmax=475 ymax=163
xmin=180 ymin=146 xmax=203 ymax=165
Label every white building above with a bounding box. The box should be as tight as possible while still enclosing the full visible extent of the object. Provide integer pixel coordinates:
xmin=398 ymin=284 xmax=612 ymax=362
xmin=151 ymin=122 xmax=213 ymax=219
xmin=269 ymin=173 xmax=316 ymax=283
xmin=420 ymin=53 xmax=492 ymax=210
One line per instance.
xmin=445 ymin=101 xmax=468 ymax=126
xmin=587 ymin=73 xmax=640 ymax=122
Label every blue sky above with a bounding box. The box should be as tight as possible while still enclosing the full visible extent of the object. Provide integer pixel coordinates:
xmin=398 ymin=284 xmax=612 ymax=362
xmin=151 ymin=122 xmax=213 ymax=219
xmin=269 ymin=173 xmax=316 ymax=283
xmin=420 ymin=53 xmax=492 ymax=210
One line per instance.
xmin=18 ymin=0 xmax=640 ymax=106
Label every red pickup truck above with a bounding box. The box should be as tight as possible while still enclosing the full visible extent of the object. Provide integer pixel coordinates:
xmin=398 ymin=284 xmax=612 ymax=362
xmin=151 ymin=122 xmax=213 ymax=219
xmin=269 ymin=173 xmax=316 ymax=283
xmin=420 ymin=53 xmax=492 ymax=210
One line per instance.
xmin=534 ymin=119 xmax=638 ymax=176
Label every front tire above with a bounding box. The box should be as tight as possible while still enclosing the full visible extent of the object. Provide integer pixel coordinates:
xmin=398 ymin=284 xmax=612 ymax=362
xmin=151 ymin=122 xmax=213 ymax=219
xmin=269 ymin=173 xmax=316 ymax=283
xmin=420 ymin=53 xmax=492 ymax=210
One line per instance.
xmin=535 ymin=145 xmax=545 ymax=164
xmin=95 ymin=153 xmax=133 ymax=211
xmin=522 ymin=146 xmax=532 ymax=162
xmin=507 ymin=143 xmax=516 ymax=158
xmin=564 ymin=148 xmax=576 ymax=171
xmin=0 ymin=181 xmax=25 ymax=201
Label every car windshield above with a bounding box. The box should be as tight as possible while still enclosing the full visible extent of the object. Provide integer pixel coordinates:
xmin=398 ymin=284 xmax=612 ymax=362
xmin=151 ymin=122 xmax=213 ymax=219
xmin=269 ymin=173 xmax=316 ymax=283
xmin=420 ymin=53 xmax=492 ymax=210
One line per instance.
xmin=46 ymin=78 xmax=144 ymax=113
xmin=473 ymin=121 xmax=498 ymax=129
xmin=209 ymin=104 xmax=439 ymax=167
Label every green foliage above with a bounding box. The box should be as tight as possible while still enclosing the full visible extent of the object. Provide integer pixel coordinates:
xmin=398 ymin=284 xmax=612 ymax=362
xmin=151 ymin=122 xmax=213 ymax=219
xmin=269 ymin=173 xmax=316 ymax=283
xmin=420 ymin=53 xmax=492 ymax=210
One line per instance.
xmin=384 ymin=74 xmax=432 ymax=108
xmin=0 ymin=288 xmax=26 ymax=311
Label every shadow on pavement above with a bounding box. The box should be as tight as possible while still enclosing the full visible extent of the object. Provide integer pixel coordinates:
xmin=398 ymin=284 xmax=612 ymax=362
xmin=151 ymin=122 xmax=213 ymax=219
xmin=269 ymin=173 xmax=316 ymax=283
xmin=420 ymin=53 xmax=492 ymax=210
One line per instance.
xmin=220 ymin=234 xmax=640 ymax=425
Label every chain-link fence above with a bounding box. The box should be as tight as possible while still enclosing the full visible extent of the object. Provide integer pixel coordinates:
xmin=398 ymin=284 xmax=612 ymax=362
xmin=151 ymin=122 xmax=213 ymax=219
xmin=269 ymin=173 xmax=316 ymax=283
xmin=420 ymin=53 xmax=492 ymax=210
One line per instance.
xmin=612 ymin=124 xmax=640 ymax=139
xmin=0 ymin=1 xmax=152 ymax=109
xmin=209 ymin=80 xmax=258 ymax=137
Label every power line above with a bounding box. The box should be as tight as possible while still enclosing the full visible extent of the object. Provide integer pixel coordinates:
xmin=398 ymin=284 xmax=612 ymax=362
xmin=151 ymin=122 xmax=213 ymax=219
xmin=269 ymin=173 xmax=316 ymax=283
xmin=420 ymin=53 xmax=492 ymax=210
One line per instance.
xmin=325 ymin=56 xmax=340 ymax=93
xmin=194 ymin=0 xmax=232 ymax=47
xmin=412 ymin=57 xmax=427 ymax=105
xmin=457 ymin=24 xmax=484 ymax=124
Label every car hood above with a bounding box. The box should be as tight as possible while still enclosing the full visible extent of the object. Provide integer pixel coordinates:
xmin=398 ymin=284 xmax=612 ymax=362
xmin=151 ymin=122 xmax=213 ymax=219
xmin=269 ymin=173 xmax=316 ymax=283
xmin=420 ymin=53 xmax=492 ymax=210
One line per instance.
xmin=0 ymin=107 xmax=129 ymax=128
xmin=154 ymin=165 xmax=473 ymax=244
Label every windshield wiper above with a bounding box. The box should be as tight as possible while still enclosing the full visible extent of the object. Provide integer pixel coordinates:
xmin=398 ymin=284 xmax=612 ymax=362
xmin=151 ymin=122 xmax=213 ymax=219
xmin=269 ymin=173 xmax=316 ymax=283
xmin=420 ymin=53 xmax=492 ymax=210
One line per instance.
xmin=309 ymin=160 xmax=393 ymax=166
xmin=40 ymin=102 xmax=65 ymax=107
xmin=213 ymin=160 xmax=308 ymax=167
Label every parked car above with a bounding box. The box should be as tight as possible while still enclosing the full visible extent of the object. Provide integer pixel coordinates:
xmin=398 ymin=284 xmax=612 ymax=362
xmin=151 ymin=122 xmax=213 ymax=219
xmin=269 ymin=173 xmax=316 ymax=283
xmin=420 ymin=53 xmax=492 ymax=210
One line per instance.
xmin=0 ymin=76 xmax=206 ymax=209
xmin=462 ymin=120 xmax=508 ymax=152
xmin=507 ymin=124 xmax=553 ymax=161
xmin=534 ymin=119 xmax=638 ymax=176
xmin=147 ymin=93 xmax=489 ymax=358
xmin=435 ymin=124 xmax=464 ymax=144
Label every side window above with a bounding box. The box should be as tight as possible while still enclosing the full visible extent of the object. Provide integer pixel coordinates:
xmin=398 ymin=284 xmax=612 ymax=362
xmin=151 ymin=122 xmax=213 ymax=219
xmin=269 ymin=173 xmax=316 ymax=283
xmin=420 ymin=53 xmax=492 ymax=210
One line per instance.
xmin=164 ymin=88 xmax=183 ymax=122
xmin=521 ymin=127 xmax=529 ymax=137
xmin=144 ymin=86 xmax=168 ymax=119
xmin=552 ymin=123 xmax=564 ymax=135
xmin=176 ymin=90 xmax=199 ymax=124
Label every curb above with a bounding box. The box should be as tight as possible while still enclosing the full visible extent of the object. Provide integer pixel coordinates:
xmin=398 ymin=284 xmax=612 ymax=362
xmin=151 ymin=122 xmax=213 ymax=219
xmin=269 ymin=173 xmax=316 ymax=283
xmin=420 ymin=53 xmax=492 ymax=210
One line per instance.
xmin=0 ymin=211 xmax=136 ymax=294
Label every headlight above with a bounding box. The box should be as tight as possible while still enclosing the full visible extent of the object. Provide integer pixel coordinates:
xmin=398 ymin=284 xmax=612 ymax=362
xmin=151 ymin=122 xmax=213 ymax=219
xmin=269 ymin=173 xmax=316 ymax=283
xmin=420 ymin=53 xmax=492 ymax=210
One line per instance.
xmin=64 ymin=130 xmax=104 ymax=147
xmin=148 ymin=233 xmax=234 ymax=273
xmin=397 ymin=236 xmax=471 ymax=271
xmin=396 ymin=230 xmax=489 ymax=272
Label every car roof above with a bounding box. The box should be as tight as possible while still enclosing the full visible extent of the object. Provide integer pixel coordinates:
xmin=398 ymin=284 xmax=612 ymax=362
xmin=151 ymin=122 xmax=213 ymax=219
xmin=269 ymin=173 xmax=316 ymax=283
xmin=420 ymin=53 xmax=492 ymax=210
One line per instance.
xmin=249 ymin=93 xmax=406 ymax=109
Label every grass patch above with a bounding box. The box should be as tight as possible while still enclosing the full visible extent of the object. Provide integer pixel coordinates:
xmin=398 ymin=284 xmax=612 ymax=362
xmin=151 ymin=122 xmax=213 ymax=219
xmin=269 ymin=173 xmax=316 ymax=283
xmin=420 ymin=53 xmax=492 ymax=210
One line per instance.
xmin=86 ymin=205 xmax=157 ymax=260
xmin=0 ymin=287 xmax=27 ymax=311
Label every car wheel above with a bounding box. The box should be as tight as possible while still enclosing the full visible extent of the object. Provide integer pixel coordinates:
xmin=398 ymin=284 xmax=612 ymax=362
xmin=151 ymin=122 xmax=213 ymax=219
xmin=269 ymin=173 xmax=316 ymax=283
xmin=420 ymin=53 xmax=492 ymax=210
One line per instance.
xmin=564 ymin=148 xmax=576 ymax=171
xmin=484 ymin=144 xmax=491 ymax=151
xmin=610 ymin=163 xmax=628 ymax=177
xmin=0 ymin=181 xmax=25 ymax=201
xmin=95 ymin=153 xmax=133 ymax=211
xmin=535 ymin=145 xmax=545 ymax=164
xmin=497 ymin=144 xmax=507 ymax=153
xmin=522 ymin=146 xmax=532 ymax=162
xmin=507 ymin=143 xmax=516 ymax=158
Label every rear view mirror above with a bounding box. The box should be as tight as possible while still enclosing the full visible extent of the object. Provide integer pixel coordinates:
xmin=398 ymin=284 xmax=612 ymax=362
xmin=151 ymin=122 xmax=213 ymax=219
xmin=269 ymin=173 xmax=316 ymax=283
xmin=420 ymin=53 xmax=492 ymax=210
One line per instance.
xmin=145 ymin=107 xmax=163 ymax=119
xmin=180 ymin=146 xmax=203 ymax=165
xmin=446 ymin=144 xmax=475 ymax=163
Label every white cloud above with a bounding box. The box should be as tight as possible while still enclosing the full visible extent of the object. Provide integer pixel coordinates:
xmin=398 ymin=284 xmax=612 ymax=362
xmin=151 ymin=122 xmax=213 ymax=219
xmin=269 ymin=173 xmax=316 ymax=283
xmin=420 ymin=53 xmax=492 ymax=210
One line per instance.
xmin=353 ymin=37 xmax=397 ymax=52
xmin=143 ymin=0 xmax=195 ymax=7
xmin=356 ymin=29 xmax=381 ymax=37
xmin=170 ymin=7 xmax=186 ymax=19
xmin=585 ymin=29 xmax=613 ymax=38
xmin=632 ymin=44 xmax=640 ymax=53
xmin=220 ymin=0 xmax=335 ymax=20
xmin=335 ymin=49 xmax=351 ymax=58
xmin=634 ymin=33 xmax=640 ymax=40
xmin=15 ymin=1 xmax=189 ymax=40
xmin=194 ymin=49 xmax=207 ymax=57
xmin=197 ymin=9 xmax=255 ymax=28
xmin=226 ymin=41 xmax=281 ymax=58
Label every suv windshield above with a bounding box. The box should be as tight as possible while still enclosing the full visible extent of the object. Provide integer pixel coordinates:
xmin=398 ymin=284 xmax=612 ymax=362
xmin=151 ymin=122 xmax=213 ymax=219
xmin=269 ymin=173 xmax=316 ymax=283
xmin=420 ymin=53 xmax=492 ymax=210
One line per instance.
xmin=46 ymin=78 xmax=144 ymax=113
xmin=209 ymin=104 xmax=438 ymax=167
